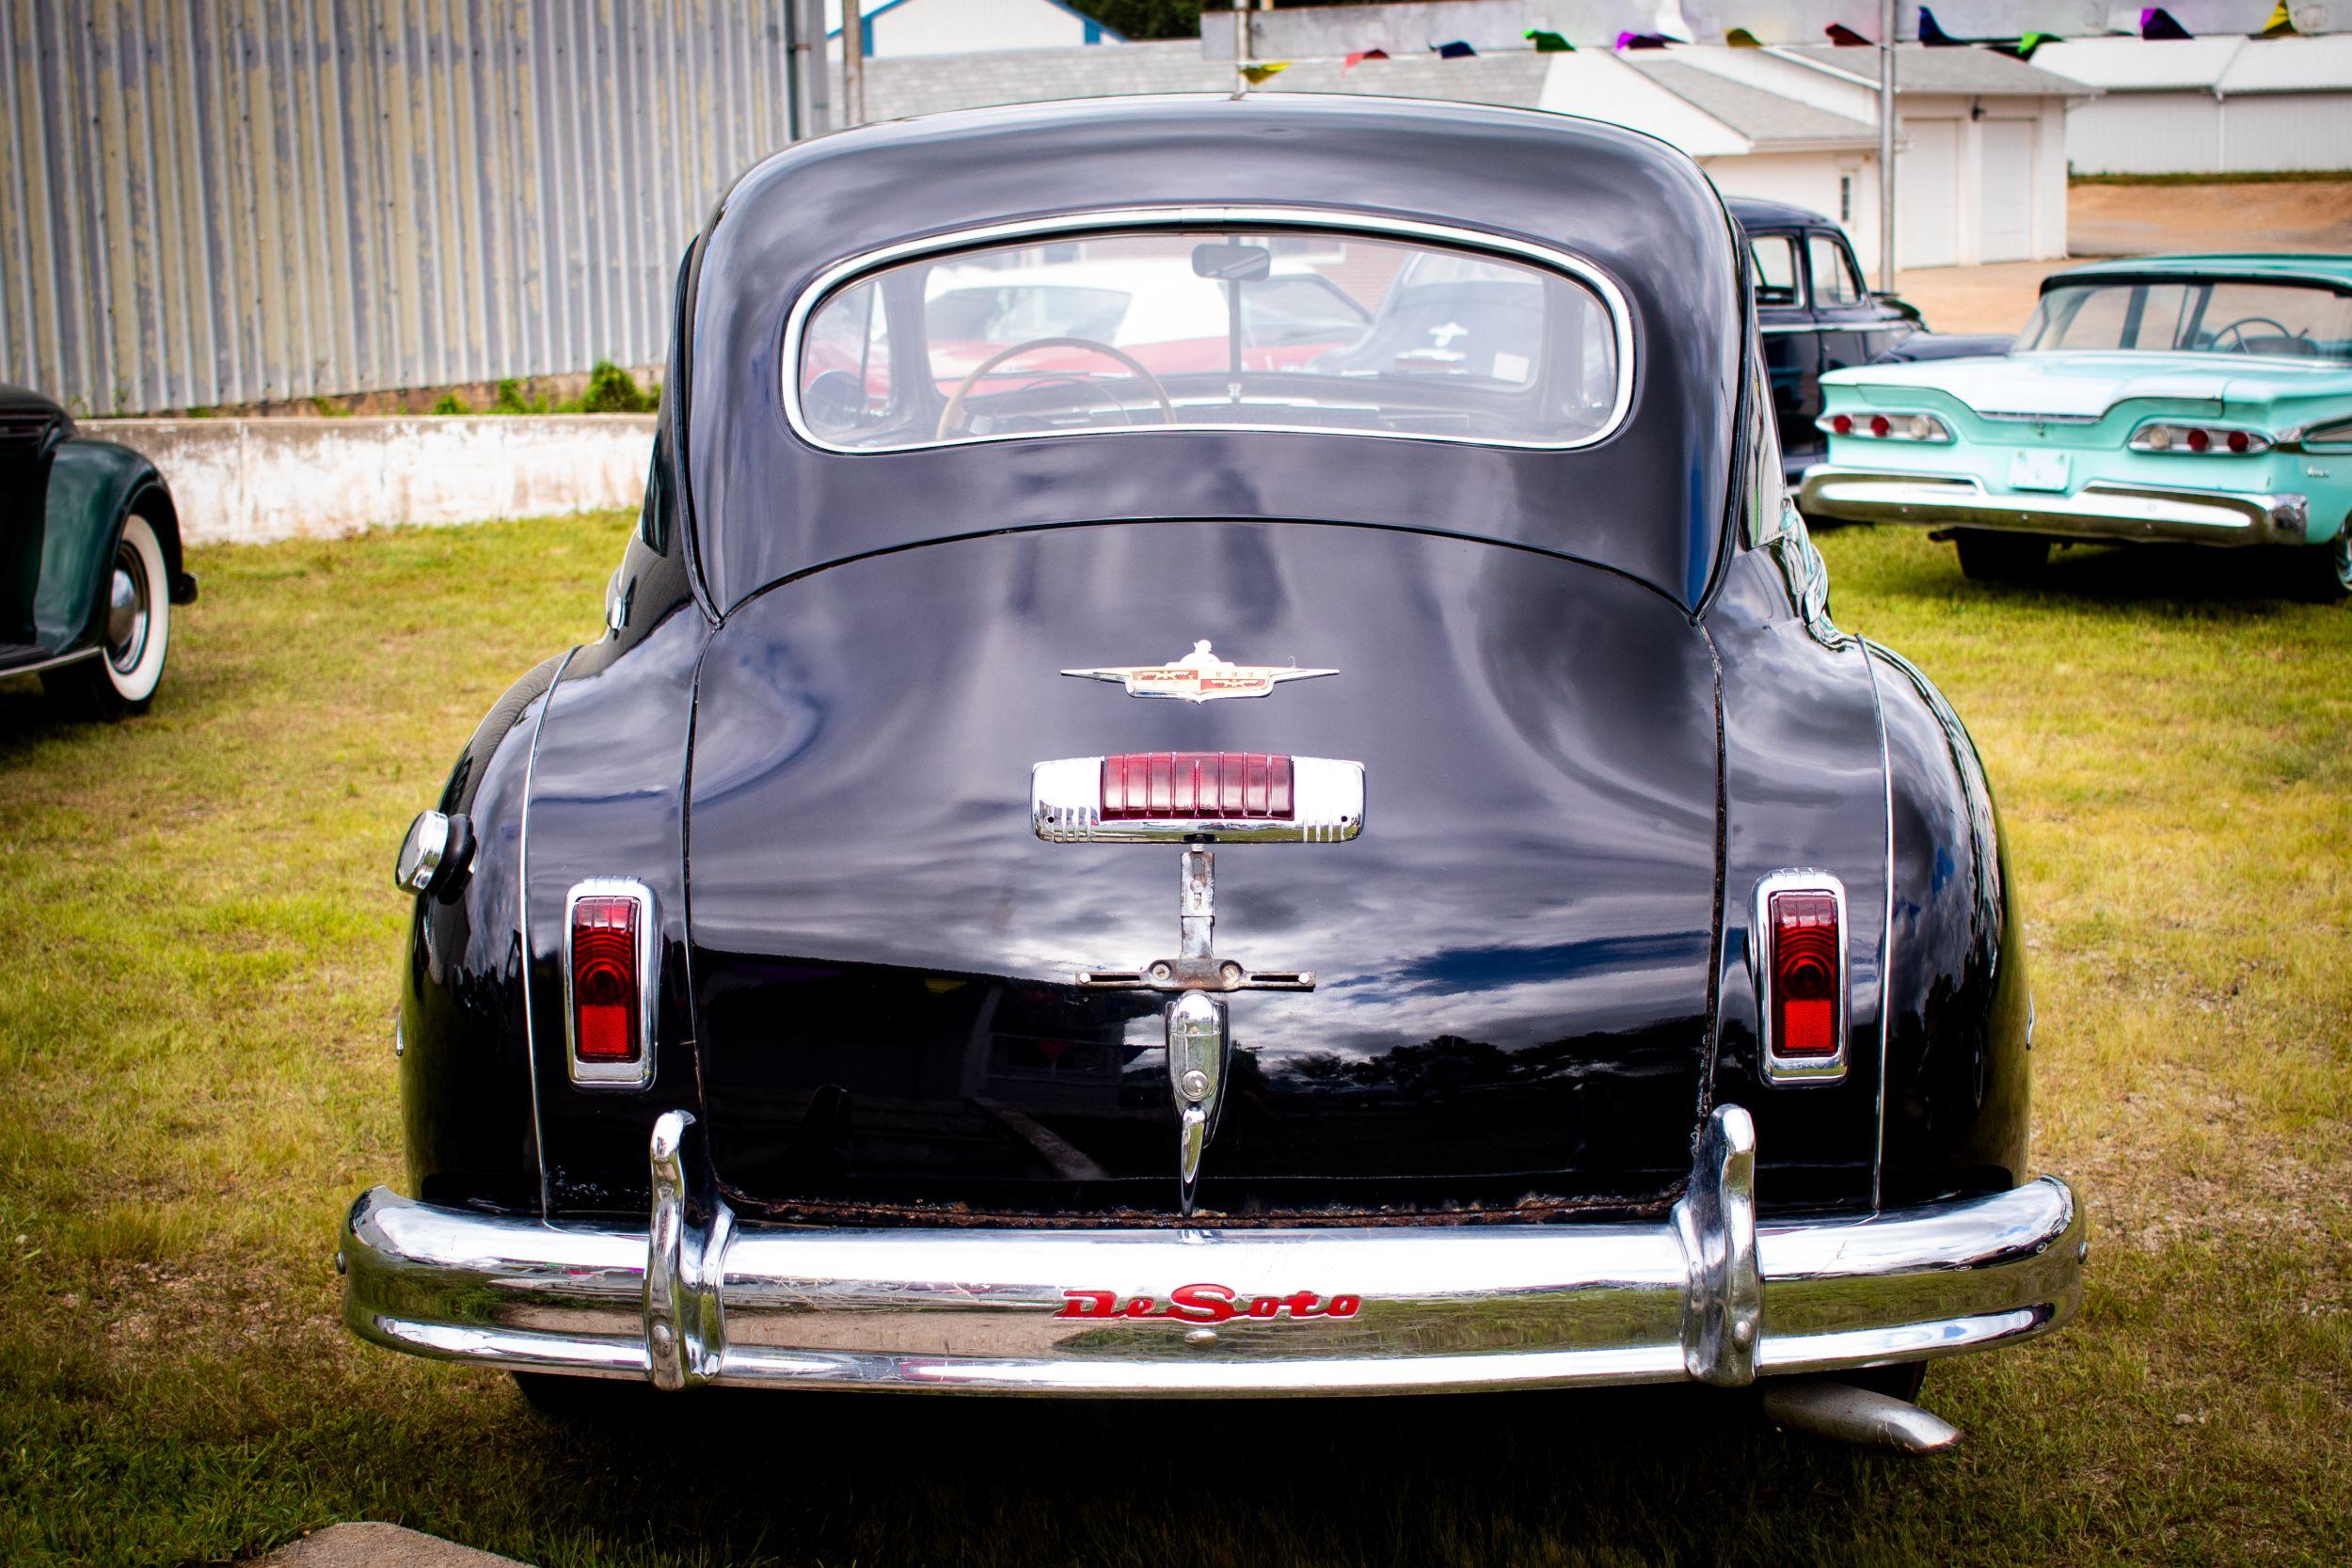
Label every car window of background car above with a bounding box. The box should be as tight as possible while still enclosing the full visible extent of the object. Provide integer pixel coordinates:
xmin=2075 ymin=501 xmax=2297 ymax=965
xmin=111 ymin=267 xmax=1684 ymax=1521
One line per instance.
xmin=2025 ymin=278 xmax=2352 ymax=361
xmin=1807 ymin=234 xmax=1865 ymax=307
xmin=794 ymin=225 xmax=1624 ymax=450
xmin=1749 ymin=235 xmax=1800 ymax=307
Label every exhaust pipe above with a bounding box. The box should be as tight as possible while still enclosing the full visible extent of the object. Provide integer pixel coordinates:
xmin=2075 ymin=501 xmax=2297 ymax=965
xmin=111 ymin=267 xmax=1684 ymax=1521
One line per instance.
xmin=1759 ymin=1377 xmax=1961 ymax=1454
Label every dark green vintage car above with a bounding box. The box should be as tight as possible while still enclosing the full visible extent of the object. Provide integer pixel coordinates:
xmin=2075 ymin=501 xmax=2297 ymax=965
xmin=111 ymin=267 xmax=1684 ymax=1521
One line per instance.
xmin=3 ymin=385 xmax=195 ymax=717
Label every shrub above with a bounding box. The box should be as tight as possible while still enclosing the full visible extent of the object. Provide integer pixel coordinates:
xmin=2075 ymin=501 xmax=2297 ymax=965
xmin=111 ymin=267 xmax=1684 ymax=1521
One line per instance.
xmin=576 ymin=359 xmax=655 ymax=414
xmin=491 ymin=377 xmax=539 ymax=414
xmin=430 ymin=392 xmax=469 ymax=415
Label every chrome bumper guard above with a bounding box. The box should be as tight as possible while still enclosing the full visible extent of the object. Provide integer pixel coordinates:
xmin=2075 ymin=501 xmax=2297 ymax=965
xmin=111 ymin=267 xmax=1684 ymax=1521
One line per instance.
xmin=1797 ymin=467 xmax=2309 ymax=546
xmin=341 ymin=1107 xmax=2083 ymax=1397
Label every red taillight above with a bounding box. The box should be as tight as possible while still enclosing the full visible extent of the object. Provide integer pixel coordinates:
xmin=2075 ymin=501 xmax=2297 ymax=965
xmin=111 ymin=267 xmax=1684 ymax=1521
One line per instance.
xmin=1830 ymin=413 xmax=1853 ymax=436
xmin=1769 ymin=889 xmax=1841 ymax=1059
xmin=1867 ymin=414 xmax=1891 ymax=437
xmin=2185 ymin=426 xmax=2211 ymax=452
xmin=571 ymin=895 xmax=642 ymax=1062
xmin=2225 ymin=429 xmax=2249 ymax=453
xmin=1102 ymin=752 xmax=1295 ymax=820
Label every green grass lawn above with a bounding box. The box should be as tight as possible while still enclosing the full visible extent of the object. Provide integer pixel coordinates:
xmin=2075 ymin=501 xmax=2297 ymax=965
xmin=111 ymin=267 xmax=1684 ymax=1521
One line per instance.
xmin=1 ymin=515 xmax=2345 ymax=1567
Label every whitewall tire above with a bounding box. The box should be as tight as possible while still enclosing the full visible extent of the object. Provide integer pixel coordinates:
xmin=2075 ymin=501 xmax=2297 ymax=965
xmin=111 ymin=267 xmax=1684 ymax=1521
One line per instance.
xmin=46 ymin=509 xmax=171 ymax=718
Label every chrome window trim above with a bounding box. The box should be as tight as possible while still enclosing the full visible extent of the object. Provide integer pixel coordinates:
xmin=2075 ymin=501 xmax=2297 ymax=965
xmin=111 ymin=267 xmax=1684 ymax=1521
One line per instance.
xmin=1751 ymin=868 xmax=1851 ymax=1086
xmin=780 ymin=204 xmax=1638 ymax=455
xmin=563 ymin=877 xmax=660 ymax=1089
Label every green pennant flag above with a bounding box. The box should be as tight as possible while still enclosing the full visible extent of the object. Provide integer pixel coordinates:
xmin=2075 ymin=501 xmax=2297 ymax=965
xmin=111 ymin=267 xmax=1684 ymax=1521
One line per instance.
xmin=2259 ymin=0 xmax=2296 ymax=35
xmin=2015 ymin=29 xmax=2056 ymax=56
xmin=1526 ymin=28 xmax=1573 ymax=52
xmin=1725 ymin=26 xmax=1764 ymax=45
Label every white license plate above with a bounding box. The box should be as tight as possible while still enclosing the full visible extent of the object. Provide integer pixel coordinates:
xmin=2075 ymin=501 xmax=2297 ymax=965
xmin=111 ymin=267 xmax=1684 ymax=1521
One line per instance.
xmin=2007 ymin=451 xmax=2070 ymax=492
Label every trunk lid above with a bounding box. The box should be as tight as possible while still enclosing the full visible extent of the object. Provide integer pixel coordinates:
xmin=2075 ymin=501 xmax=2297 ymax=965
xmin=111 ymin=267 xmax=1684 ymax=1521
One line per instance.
xmin=686 ymin=521 xmax=1723 ymax=1222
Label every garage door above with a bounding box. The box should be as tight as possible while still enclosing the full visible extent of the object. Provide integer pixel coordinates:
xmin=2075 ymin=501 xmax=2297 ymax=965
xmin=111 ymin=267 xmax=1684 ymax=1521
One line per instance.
xmin=1979 ymin=120 xmax=2036 ymax=262
xmin=1899 ymin=119 xmax=1959 ymax=268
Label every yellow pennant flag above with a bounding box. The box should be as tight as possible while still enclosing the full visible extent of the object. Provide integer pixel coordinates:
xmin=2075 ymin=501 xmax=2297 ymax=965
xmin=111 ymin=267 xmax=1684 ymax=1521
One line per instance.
xmin=1238 ymin=60 xmax=1291 ymax=85
xmin=2260 ymin=0 xmax=2296 ymax=35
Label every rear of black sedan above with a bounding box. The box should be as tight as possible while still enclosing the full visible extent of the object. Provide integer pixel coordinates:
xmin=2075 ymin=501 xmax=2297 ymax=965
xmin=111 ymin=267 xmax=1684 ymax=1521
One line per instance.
xmin=346 ymin=96 xmax=2080 ymax=1428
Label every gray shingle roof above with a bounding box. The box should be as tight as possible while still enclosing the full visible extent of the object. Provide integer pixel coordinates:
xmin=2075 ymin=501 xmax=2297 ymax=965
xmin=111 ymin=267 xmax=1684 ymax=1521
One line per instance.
xmin=862 ymin=39 xmax=1555 ymax=123
xmin=1774 ymin=42 xmax=2090 ymax=96
xmin=1619 ymin=56 xmax=1877 ymax=145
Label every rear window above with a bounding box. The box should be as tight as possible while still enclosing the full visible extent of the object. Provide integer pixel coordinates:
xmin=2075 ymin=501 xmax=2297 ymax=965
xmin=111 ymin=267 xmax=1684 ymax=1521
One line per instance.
xmin=2022 ymin=277 xmax=2352 ymax=362
xmin=789 ymin=219 xmax=1628 ymax=451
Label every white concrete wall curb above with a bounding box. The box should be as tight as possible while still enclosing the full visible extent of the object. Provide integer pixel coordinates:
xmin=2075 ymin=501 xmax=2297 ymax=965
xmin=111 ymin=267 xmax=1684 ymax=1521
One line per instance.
xmin=83 ymin=416 xmax=658 ymax=546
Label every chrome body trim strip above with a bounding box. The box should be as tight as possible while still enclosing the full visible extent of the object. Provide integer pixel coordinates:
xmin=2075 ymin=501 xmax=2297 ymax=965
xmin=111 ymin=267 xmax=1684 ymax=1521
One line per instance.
xmin=341 ymin=1108 xmax=2084 ymax=1397
xmin=562 ymin=877 xmax=660 ymax=1088
xmin=1797 ymin=467 xmax=2311 ymax=544
xmin=514 ymin=647 xmax=577 ymax=1215
xmin=780 ymin=204 xmax=1638 ymax=455
xmin=1862 ymin=646 xmax=1899 ymax=1212
xmin=1750 ymin=869 xmax=1851 ymax=1085
xmin=0 ymin=644 xmax=102 ymax=678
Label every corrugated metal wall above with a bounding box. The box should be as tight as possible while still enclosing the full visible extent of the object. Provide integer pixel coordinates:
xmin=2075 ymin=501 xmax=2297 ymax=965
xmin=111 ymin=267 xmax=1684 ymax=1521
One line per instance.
xmin=1 ymin=1 xmax=802 ymax=415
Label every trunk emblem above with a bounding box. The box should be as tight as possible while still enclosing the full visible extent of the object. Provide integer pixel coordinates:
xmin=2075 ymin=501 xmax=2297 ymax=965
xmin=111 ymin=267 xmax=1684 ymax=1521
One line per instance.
xmin=1063 ymin=640 xmax=1337 ymax=702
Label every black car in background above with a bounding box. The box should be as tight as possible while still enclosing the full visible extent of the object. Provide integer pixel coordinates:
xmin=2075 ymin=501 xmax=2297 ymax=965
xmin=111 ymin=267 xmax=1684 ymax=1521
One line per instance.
xmin=1728 ymin=198 xmax=2010 ymax=483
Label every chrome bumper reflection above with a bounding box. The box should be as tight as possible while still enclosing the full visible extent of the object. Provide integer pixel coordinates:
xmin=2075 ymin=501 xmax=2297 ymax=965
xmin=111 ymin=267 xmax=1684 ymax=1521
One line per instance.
xmin=341 ymin=1106 xmax=2084 ymax=1397
xmin=1796 ymin=467 xmax=2309 ymax=545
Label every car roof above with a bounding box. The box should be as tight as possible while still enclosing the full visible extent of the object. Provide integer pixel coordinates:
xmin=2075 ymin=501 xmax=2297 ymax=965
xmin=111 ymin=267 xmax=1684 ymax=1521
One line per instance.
xmin=1724 ymin=196 xmax=1830 ymax=231
xmin=2044 ymin=254 xmax=2352 ymax=292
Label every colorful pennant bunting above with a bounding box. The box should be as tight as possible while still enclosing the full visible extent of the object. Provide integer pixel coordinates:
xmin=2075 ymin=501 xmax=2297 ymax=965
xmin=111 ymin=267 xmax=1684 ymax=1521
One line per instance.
xmin=1824 ymin=22 xmax=1874 ymax=44
xmin=1990 ymin=30 xmax=2056 ymax=58
xmin=1918 ymin=7 xmax=1963 ymax=45
xmin=1237 ymin=60 xmax=1290 ymax=84
xmin=1614 ymin=31 xmax=1672 ymax=48
xmin=1432 ymin=40 xmax=1476 ymax=58
xmin=1724 ymin=26 xmax=1764 ymax=45
xmin=1526 ymin=28 xmax=1574 ymax=52
xmin=2259 ymin=0 xmax=2297 ymax=35
xmin=2140 ymin=7 xmax=2193 ymax=38
xmin=1342 ymin=47 xmax=1389 ymax=71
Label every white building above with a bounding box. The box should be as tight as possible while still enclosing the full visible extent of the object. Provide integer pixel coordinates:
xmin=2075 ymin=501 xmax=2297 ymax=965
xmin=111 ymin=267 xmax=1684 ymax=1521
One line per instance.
xmin=2031 ymin=34 xmax=2352 ymax=173
xmin=860 ymin=39 xmax=2084 ymax=276
xmin=827 ymin=0 xmax=1121 ymax=59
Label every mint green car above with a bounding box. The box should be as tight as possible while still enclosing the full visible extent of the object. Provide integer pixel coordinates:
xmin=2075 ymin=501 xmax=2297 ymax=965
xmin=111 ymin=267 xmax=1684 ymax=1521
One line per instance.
xmin=1796 ymin=255 xmax=2352 ymax=598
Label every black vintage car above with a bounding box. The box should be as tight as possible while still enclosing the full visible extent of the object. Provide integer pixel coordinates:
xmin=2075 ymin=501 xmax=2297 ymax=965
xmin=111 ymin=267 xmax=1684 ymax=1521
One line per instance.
xmin=344 ymin=98 xmax=2081 ymax=1444
xmin=3 ymin=385 xmax=195 ymax=716
xmin=1730 ymin=198 xmax=2010 ymax=483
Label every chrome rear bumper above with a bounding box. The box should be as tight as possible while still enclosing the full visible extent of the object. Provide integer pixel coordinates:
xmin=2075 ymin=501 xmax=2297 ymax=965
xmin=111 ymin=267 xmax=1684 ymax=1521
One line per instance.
xmin=1797 ymin=467 xmax=2309 ymax=546
xmin=341 ymin=1107 xmax=2084 ymax=1397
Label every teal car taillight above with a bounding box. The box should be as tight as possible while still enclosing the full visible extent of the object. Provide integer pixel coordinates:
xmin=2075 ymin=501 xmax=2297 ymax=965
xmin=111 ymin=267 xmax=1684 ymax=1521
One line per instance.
xmin=1817 ymin=409 xmax=1953 ymax=443
xmin=2129 ymin=421 xmax=2274 ymax=455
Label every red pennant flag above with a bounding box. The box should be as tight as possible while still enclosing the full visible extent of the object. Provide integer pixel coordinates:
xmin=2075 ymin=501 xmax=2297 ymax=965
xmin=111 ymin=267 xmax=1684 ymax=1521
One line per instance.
xmin=1826 ymin=22 xmax=1873 ymax=44
xmin=1343 ymin=47 xmax=1389 ymax=71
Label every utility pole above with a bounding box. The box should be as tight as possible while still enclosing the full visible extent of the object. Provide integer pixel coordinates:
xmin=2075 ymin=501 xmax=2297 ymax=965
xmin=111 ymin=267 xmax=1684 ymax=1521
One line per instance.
xmin=787 ymin=0 xmax=829 ymax=139
xmin=1234 ymin=0 xmax=1251 ymax=92
xmin=1877 ymin=0 xmax=1898 ymax=291
xmin=842 ymin=0 xmax=866 ymax=128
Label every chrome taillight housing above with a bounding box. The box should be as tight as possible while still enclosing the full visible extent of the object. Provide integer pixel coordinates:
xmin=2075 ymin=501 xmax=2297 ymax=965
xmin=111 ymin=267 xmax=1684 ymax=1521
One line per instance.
xmin=1819 ymin=410 xmax=1953 ymax=443
xmin=2129 ymin=421 xmax=2272 ymax=455
xmin=1753 ymin=870 xmax=1848 ymax=1085
xmin=565 ymin=879 xmax=657 ymax=1086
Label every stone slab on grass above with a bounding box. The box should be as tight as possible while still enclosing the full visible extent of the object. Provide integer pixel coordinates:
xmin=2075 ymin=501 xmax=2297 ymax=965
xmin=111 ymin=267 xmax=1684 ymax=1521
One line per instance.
xmin=254 ymin=1522 xmax=532 ymax=1567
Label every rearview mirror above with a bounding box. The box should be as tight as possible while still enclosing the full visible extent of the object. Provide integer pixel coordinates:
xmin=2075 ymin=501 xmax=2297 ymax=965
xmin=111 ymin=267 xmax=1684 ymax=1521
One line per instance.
xmin=1192 ymin=243 xmax=1272 ymax=282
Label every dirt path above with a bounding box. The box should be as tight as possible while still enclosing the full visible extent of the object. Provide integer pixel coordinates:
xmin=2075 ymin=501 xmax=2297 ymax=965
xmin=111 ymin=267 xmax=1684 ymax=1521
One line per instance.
xmin=1896 ymin=179 xmax=2352 ymax=336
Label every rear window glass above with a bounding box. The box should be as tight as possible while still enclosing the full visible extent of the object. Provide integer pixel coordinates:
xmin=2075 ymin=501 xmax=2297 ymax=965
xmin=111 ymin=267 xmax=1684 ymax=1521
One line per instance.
xmin=2023 ymin=277 xmax=2352 ymax=361
xmin=791 ymin=223 xmax=1626 ymax=451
